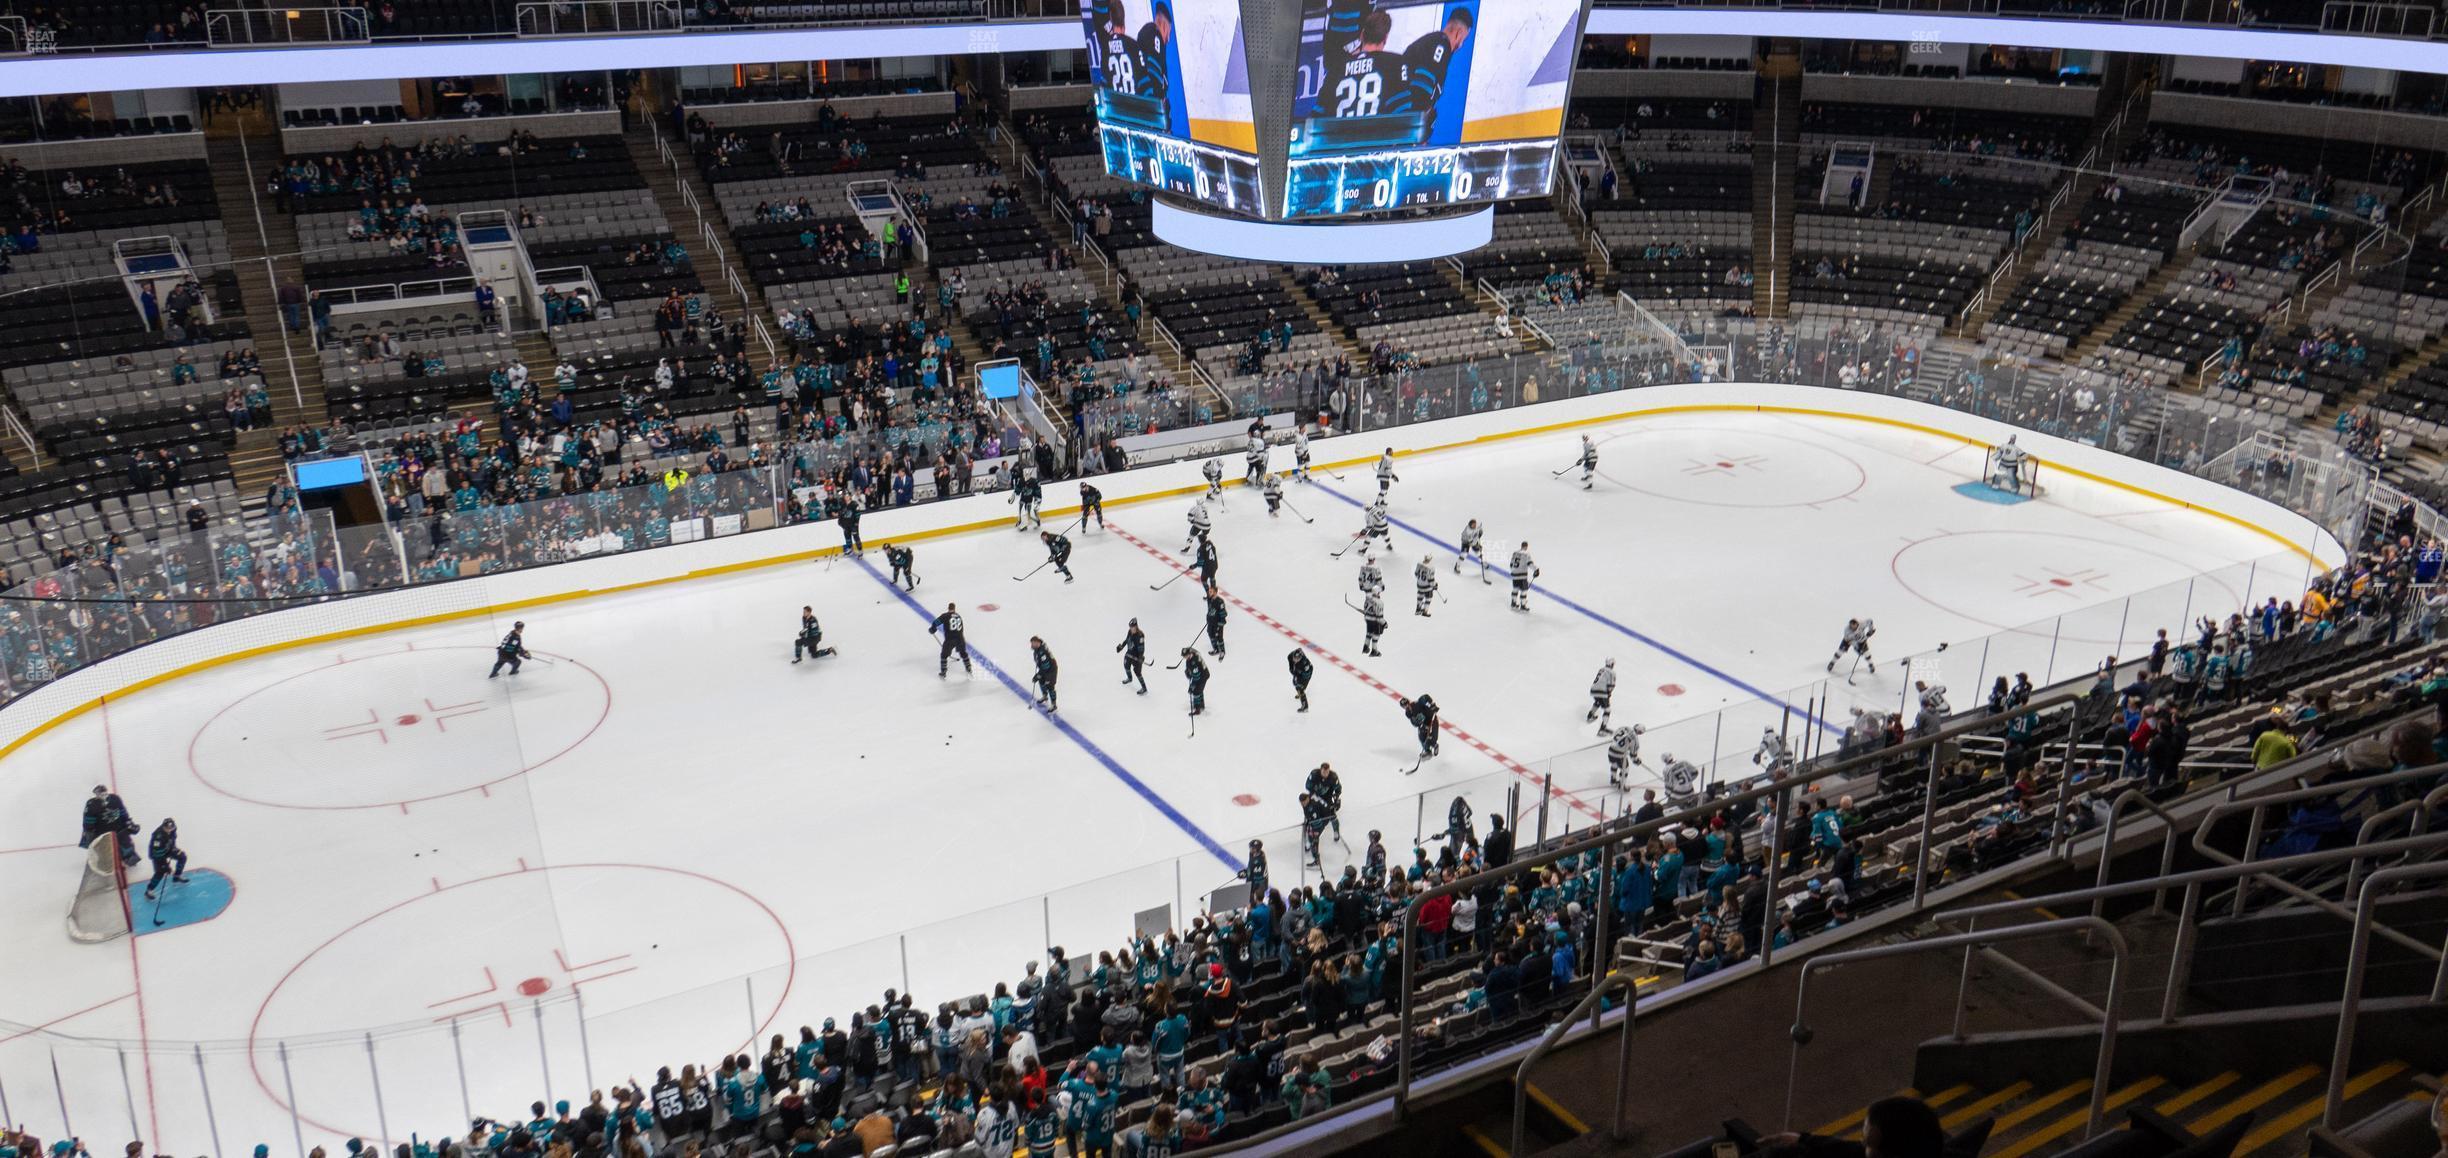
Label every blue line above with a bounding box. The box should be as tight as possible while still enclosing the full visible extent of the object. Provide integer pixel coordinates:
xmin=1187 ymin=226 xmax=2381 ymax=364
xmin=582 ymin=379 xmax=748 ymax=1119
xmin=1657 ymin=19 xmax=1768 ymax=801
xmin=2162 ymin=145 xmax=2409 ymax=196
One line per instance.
xmin=854 ymin=557 xmax=1247 ymax=873
xmin=1314 ymin=484 xmax=1843 ymax=734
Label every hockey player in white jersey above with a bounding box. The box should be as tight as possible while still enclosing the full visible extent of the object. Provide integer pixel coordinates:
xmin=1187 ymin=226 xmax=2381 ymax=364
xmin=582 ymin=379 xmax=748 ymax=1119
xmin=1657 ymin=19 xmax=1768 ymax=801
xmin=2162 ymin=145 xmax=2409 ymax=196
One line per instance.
xmin=1244 ymin=432 xmax=1268 ymax=484
xmin=1577 ymin=434 xmax=1598 ymax=490
xmin=1183 ymin=498 xmax=1212 ymax=552
xmin=1363 ymin=497 xmax=1392 ymax=550
xmin=1455 ymin=518 xmax=1489 ymax=582
xmin=1605 ymin=724 xmax=1647 ymax=787
xmin=1826 ymin=617 xmax=1876 ymax=676
xmin=1660 ymin=752 xmax=1703 ymax=810
xmin=1413 ymin=555 xmax=1438 ymax=617
xmin=1261 ymin=471 xmax=1284 ymax=517
xmin=1913 ymin=680 xmax=1951 ymax=735
xmin=1587 ymin=658 xmax=1618 ymax=731
xmin=1507 ymin=541 xmax=1541 ymax=611
xmin=1292 ymin=425 xmax=1313 ymax=483
xmin=1357 ymin=553 xmax=1384 ymax=598
xmin=1753 ymin=727 xmax=1792 ymax=774
xmin=1989 ymin=435 xmax=2031 ymax=494
xmin=1358 ymin=590 xmax=1388 ymax=656
xmin=1375 ymin=448 xmax=1399 ymax=496
xmin=1201 ymin=458 xmax=1225 ymax=503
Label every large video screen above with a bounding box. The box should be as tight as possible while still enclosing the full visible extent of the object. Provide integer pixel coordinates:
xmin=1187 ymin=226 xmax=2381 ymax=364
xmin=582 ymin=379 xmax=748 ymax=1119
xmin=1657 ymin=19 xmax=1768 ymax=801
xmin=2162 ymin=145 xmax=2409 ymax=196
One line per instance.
xmin=1081 ymin=0 xmax=1265 ymax=214
xmin=1285 ymin=0 xmax=1581 ymax=218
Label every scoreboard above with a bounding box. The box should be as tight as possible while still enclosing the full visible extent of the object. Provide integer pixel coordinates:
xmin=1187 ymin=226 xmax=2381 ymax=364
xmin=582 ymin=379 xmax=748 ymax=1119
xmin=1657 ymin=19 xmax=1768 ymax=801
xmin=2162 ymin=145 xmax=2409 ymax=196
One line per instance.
xmin=1098 ymin=121 xmax=1266 ymax=215
xmin=1282 ymin=138 xmax=1559 ymax=218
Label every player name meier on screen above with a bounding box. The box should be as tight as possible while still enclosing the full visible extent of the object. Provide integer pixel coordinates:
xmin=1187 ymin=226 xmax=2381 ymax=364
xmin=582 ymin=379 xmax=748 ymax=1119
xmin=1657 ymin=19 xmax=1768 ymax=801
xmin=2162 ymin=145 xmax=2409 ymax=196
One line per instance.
xmin=1284 ymin=0 xmax=1581 ymax=218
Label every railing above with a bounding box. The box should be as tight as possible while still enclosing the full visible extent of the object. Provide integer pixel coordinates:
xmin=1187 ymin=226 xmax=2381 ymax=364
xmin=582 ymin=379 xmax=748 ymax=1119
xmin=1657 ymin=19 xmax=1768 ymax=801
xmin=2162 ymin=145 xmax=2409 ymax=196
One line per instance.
xmin=2300 ymin=258 xmax=2345 ymax=311
xmin=1791 ymin=917 xmax=2129 ymax=1139
xmin=1152 ymin=315 xmax=1187 ymax=369
xmin=205 ymin=5 xmax=368 ymax=44
xmin=749 ymin=312 xmax=778 ymax=365
xmin=2321 ymin=0 xmax=2435 ymax=35
xmin=1512 ymin=973 xmax=1637 ymax=1158
xmin=514 ymin=0 xmax=684 ymax=35
xmin=317 ymin=275 xmax=477 ymax=307
xmin=0 ymin=403 xmax=41 ymax=464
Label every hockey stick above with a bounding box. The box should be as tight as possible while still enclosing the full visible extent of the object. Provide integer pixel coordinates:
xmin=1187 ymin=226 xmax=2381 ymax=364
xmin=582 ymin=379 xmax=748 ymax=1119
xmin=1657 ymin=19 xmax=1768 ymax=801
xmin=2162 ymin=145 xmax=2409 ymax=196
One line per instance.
xmin=1187 ymin=710 xmax=1198 ymax=738
xmin=1278 ymin=498 xmax=1316 ymax=524
xmin=1399 ymin=752 xmax=1426 ymax=776
xmin=1012 ymin=559 xmax=1056 ymax=583
xmin=1550 ymin=462 xmax=1578 ymax=477
xmin=1329 ymin=534 xmax=1365 ymax=559
xmin=150 ymin=875 xmax=172 ymax=927
xmin=1149 ymin=567 xmax=1190 ymax=592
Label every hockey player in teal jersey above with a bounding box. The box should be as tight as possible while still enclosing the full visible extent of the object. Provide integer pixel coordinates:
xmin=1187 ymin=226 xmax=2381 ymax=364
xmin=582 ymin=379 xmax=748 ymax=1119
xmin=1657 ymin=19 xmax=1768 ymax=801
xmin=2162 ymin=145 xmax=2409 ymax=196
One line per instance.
xmin=1031 ymin=636 xmax=1060 ymax=712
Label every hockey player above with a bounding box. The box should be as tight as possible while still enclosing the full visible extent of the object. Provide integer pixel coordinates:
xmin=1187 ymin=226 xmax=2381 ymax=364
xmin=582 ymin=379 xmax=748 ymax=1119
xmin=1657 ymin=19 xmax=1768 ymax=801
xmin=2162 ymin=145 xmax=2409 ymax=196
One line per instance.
xmin=1203 ymin=584 xmax=1229 ymax=658
xmin=1990 ymin=435 xmax=2031 ymax=494
xmin=929 ymin=602 xmax=974 ymax=677
xmin=1587 ymin=658 xmax=1618 ymax=730
xmin=1400 ymin=692 xmax=1441 ymax=760
xmin=1413 ymin=554 xmax=1438 ymax=616
xmin=1180 ymin=648 xmax=1210 ymax=715
xmin=1442 ymin=795 xmax=1475 ymax=855
xmin=1577 ymin=434 xmax=1598 ymax=490
xmin=838 ymin=498 xmax=865 ymax=554
xmin=1244 ymin=431 xmax=1268 ymax=484
xmin=1362 ymin=497 xmax=1391 ymax=550
xmin=1507 ymin=542 xmax=1541 ymax=611
xmin=1183 ymin=499 xmax=1212 ymax=552
xmin=793 ymin=605 xmax=836 ymax=662
xmin=1261 ymin=472 xmax=1284 ymax=518
xmin=1305 ymin=762 xmax=1345 ymax=841
xmin=1754 ymin=726 xmax=1792 ymax=774
xmin=1299 ymin=791 xmax=1332 ymax=866
xmin=1605 ymin=724 xmax=1647 ymax=787
xmin=143 ymin=818 xmax=187 ymax=899
xmin=1913 ymin=680 xmax=1951 ymax=735
xmin=1288 ymin=647 xmax=1314 ymax=711
xmin=79 ymin=785 xmax=138 ymax=866
xmin=1030 ymin=636 xmax=1060 ymax=711
xmin=1041 ymin=530 xmax=1075 ymax=583
xmin=1201 ymin=457 xmax=1225 ymax=503
xmin=1374 ymin=448 xmax=1398 ymax=496
xmin=1013 ymin=473 xmax=1045 ymax=531
xmin=1826 ymin=618 xmax=1877 ymax=676
xmin=1359 ymin=589 xmax=1388 ymax=656
xmin=884 ymin=543 xmax=919 ymax=590
xmin=489 ymin=620 xmax=531 ymax=677
xmin=1455 ymin=518 xmax=1489 ymax=581
xmin=1292 ymin=424 xmax=1313 ymax=483
xmin=1117 ymin=618 xmax=1148 ymax=694
xmin=1357 ymin=553 xmax=1384 ymax=599
xmin=1242 ymin=839 xmax=1269 ymax=896
xmin=1660 ymin=752 xmax=1702 ymax=810
xmin=1079 ymin=482 xmax=1106 ymax=530
xmin=1194 ymin=536 xmax=1221 ymax=588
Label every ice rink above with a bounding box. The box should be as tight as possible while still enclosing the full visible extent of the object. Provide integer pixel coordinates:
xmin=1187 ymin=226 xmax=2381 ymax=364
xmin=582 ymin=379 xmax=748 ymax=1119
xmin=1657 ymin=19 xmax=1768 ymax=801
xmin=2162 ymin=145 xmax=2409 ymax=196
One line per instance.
xmin=0 ymin=407 xmax=2319 ymax=1153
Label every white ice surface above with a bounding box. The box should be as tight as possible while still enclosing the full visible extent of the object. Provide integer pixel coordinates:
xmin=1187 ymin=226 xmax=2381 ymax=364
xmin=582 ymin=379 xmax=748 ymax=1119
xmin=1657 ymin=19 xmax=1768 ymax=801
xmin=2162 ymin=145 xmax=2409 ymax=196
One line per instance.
xmin=0 ymin=409 xmax=2309 ymax=1152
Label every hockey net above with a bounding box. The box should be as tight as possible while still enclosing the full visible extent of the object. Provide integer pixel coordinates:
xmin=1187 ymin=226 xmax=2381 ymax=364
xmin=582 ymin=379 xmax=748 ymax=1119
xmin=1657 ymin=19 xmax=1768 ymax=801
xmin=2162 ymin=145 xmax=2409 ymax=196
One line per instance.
xmin=1980 ymin=447 xmax=2044 ymax=497
xmin=67 ymin=832 xmax=132 ymax=943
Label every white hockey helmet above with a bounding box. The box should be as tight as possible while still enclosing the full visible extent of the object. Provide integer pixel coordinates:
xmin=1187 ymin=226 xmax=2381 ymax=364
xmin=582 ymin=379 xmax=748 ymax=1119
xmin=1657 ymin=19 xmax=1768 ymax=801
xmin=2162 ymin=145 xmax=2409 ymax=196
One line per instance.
xmin=1632 ymin=724 xmax=1645 ymax=735
xmin=1605 ymin=658 xmax=1616 ymax=668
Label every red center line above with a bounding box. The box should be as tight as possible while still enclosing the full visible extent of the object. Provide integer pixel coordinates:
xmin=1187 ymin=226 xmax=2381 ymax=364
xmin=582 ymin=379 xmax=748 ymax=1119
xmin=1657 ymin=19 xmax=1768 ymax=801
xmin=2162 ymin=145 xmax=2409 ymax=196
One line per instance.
xmin=98 ymin=695 xmax=163 ymax=1149
xmin=1105 ymin=520 xmax=1603 ymax=820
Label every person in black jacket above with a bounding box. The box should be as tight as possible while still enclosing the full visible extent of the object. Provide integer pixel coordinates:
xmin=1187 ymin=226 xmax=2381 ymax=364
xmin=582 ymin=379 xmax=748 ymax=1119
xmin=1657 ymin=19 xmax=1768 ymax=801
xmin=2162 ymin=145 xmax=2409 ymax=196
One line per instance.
xmin=1484 ymin=952 xmax=1521 ymax=1019
xmin=1517 ymin=935 xmax=1555 ymax=1007
xmin=1481 ymin=815 xmax=1513 ymax=869
xmin=80 ymin=785 xmax=140 ymax=865
xmin=929 ymin=603 xmax=973 ymax=677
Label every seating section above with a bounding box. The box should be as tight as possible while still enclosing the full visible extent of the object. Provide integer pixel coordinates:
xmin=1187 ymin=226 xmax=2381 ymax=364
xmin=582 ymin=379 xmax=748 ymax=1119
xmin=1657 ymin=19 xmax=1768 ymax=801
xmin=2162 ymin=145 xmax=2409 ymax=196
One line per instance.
xmin=1303 ymin=263 xmax=1515 ymax=368
xmin=1984 ymin=185 xmax=2195 ymax=358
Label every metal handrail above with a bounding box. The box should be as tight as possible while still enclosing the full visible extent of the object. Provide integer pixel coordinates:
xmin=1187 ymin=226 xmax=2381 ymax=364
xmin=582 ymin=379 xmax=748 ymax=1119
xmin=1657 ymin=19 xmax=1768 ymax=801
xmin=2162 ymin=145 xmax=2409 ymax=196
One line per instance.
xmin=1512 ymin=972 xmax=1637 ymax=1157
xmin=2328 ymin=861 xmax=2448 ymax=1127
xmin=1392 ymin=684 xmax=2094 ymax=1122
xmin=1937 ymin=832 xmax=2448 ymax=1039
xmin=2192 ymin=760 xmax=2448 ymax=944
xmin=2342 ymin=781 xmax=2448 ymax=896
xmin=1787 ymin=916 xmax=2129 ymax=1140
xmin=2087 ymin=787 xmax=2189 ymax=920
